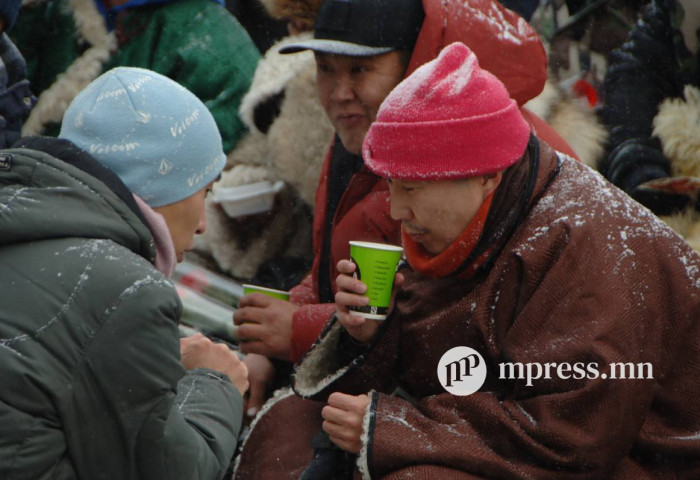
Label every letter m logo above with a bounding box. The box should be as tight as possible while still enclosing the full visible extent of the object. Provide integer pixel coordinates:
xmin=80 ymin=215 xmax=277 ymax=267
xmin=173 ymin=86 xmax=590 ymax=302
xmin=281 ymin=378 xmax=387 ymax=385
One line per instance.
xmin=444 ymin=354 xmax=481 ymax=387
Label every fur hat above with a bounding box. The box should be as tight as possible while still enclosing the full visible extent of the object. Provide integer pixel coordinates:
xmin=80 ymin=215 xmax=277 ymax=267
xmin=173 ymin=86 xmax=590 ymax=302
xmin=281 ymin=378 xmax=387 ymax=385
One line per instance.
xmin=60 ymin=67 xmax=226 ymax=207
xmin=363 ymin=42 xmax=531 ymax=180
xmin=258 ymin=0 xmax=323 ymax=25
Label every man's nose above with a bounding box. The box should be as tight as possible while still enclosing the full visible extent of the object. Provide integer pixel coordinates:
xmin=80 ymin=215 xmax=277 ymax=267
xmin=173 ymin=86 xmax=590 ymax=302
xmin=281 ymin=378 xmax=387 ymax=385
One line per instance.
xmin=390 ymin=194 xmax=411 ymax=222
xmin=330 ymin=76 xmax=355 ymax=103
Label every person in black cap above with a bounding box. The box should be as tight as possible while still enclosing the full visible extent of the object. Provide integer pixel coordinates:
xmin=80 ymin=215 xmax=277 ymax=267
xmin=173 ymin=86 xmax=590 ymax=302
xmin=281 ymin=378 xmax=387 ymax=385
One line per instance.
xmin=232 ymin=0 xmax=422 ymax=386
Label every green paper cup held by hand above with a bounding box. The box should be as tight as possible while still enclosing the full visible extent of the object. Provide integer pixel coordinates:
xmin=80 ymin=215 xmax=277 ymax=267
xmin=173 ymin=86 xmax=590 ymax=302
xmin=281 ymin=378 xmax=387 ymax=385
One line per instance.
xmin=242 ymin=284 xmax=291 ymax=301
xmin=348 ymin=241 xmax=403 ymax=320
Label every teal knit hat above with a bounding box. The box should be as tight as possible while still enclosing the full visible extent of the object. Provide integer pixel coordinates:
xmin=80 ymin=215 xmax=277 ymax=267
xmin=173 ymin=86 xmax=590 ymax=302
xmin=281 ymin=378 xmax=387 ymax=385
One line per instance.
xmin=59 ymin=67 xmax=226 ymax=207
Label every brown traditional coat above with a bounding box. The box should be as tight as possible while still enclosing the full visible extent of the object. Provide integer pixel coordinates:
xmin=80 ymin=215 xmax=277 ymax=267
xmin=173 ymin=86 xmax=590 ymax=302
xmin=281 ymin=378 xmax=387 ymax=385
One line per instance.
xmin=234 ymin=141 xmax=700 ymax=479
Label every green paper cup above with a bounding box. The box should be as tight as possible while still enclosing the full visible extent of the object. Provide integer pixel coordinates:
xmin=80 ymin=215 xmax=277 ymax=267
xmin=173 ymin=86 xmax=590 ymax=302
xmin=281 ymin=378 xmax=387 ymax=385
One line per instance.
xmin=242 ymin=284 xmax=291 ymax=301
xmin=348 ymin=241 xmax=403 ymax=320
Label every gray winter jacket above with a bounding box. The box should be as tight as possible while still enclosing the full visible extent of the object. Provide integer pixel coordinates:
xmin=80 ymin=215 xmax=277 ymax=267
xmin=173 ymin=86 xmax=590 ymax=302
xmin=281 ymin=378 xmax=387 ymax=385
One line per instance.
xmin=0 ymin=139 xmax=243 ymax=479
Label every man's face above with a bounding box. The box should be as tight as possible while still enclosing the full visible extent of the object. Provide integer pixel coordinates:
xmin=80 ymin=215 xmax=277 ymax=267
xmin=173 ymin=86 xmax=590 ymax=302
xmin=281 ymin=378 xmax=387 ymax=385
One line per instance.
xmin=153 ymin=181 xmax=214 ymax=262
xmin=315 ymin=51 xmax=407 ymax=154
xmin=388 ymin=175 xmax=502 ymax=255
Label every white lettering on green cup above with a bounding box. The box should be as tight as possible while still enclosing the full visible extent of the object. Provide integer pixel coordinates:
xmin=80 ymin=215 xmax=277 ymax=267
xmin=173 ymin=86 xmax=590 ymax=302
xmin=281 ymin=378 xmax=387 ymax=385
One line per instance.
xmin=348 ymin=241 xmax=403 ymax=320
xmin=242 ymin=284 xmax=291 ymax=301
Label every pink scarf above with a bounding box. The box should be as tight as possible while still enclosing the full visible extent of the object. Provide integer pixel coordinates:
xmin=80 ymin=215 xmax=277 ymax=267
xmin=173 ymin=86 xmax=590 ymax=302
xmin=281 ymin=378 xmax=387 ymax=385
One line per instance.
xmin=133 ymin=195 xmax=177 ymax=278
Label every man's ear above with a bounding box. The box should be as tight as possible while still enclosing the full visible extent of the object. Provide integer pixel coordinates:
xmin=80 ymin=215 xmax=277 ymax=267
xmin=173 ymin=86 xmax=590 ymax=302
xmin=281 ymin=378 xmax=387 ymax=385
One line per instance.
xmin=482 ymin=171 xmax=503 ymax=198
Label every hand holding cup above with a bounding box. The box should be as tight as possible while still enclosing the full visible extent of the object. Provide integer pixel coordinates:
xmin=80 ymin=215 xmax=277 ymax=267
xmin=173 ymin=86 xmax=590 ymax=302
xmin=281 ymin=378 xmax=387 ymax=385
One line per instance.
xmin=234 ymin=286 xmax=297 ymax=360
xmin=335 ymin=255 xmax=404 ymax=343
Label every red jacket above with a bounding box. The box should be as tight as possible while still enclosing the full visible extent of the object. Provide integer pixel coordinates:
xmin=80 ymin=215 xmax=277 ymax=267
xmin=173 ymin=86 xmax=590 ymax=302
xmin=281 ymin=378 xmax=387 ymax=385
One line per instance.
xmin=288 ymin=143 xmax=400 ymax=361
xmin=288 ymin=0 xmax=577 ymax=362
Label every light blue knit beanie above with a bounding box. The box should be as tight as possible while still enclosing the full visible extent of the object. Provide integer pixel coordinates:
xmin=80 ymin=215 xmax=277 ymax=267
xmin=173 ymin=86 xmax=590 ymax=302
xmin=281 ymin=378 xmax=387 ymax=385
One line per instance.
xmin=59 ymin=67 xmax=226 ymax=207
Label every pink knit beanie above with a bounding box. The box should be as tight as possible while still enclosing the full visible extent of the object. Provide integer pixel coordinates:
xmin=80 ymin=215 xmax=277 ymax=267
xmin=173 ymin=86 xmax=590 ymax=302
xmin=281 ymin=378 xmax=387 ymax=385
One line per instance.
xmin=363 ymin=42 xmax=531 ymax=180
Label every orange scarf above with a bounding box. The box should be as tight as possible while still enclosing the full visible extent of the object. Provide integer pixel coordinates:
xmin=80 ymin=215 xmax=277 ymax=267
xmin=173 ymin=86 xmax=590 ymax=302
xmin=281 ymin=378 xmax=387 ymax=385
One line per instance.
xmin=402 ymin=193 xmax=494 ymax=278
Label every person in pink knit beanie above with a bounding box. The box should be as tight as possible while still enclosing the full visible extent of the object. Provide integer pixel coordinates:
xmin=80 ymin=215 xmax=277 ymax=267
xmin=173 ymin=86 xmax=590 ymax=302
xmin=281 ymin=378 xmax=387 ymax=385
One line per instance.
xmin=234 ymin=42 xmax=700 ymax=478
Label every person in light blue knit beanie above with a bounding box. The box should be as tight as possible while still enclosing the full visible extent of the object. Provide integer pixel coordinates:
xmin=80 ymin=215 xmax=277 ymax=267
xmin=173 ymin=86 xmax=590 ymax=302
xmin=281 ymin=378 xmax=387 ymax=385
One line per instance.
xmin=60 ymin=66 xmax=226 ymax=207
xmin=1 ymin=68 xmax=249 ymax=479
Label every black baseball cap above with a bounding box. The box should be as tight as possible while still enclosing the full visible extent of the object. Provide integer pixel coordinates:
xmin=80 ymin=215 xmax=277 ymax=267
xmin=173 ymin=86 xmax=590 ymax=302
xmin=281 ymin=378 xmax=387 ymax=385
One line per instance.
xmin=279 ymin=0 xmax=425 ymax=56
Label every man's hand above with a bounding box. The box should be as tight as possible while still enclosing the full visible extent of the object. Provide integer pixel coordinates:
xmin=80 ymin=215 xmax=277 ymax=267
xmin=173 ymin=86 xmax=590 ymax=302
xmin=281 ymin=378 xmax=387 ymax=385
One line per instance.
xmin=243 ymin=353 xmax=275 ymax=418
xmin=180 ymin=333 xmax=249 ymax=396
xmin=233 ymin=295 xmax=299 ymax=360
xmin=321 ymin=392 xmax=371 ymax=454
xmin=335 ymin=259 xmax=403 ymax=343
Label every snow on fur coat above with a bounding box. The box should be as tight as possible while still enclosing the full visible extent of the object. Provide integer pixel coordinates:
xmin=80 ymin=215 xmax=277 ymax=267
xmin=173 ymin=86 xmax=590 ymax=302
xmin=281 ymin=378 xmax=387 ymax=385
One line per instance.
xmin=234 ymin=139 xmax=700 ymax=479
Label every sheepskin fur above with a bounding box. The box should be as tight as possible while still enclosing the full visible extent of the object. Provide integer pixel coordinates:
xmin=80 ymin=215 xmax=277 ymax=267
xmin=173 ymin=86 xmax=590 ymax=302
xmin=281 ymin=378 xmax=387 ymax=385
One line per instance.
xmin=267 ymin=56 xmax=333 ymax=205
xmin=653 ymin=85 xmax=700 ymax=178
xmin=238 ymin=33 xmax=315 ymax=135
xmin=524 ymin=77 xmax=608 ymax=169
xmin=652 ymin=84 xmax=700 ymax=255
xmin=196 ymin=34 xmax=333 ymax=280
xmin=21 ymin=0 xmax=116 ymax=136
xmin=660 ymin=209 xmax=700 ymax=254
xmin=357 ymin=392 xmax=375 ymax=480
xmin=293 ymin=320 xmax=351 ymax=397
xmin=195 ymin=162 xmax=313 ymax=279
xmin=237 ymin=34 xmax=333 ymax=205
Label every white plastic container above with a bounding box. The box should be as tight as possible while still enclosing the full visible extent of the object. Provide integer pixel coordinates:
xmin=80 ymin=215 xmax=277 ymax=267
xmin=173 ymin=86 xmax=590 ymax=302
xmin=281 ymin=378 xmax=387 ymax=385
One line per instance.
xmin=212 ymin=180 xmax=284 ymax=217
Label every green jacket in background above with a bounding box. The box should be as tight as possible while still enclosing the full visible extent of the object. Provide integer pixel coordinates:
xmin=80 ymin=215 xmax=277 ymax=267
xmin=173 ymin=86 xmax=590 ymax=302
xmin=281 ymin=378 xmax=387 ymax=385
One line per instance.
xmin=0 ymin=140 xmax=243 ymax=479
xmin=11 ymin=0 xmax=260 ymax=152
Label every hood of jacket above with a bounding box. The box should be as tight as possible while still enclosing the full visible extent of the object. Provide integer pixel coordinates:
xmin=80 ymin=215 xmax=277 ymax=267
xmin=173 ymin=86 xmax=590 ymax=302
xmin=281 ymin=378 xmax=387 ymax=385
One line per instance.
xmin=408 ymin=0 xmax=546 ymax=106
xmin=0 ymin=137 xmax=155 ymax=261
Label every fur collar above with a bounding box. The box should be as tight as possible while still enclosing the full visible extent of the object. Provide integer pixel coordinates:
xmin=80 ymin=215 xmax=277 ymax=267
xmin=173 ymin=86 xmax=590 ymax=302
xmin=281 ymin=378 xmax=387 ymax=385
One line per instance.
xmin=293 ymin=320 xmax=352 ymax=397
